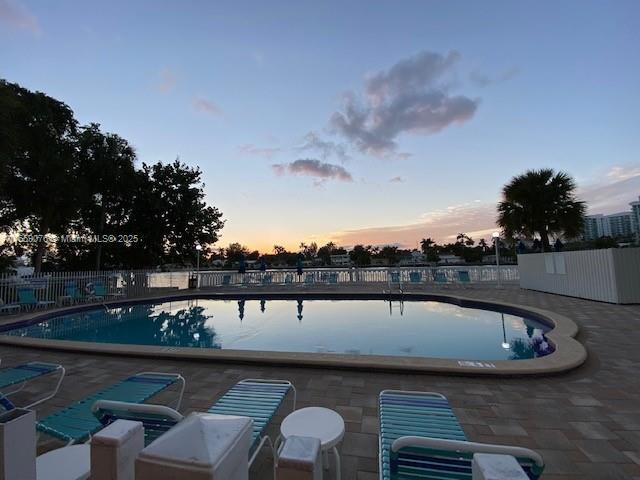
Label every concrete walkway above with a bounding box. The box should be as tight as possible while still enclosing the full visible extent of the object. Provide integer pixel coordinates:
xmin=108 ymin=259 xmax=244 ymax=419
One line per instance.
xmin=1 ymin=285 xmax=639 ymax=479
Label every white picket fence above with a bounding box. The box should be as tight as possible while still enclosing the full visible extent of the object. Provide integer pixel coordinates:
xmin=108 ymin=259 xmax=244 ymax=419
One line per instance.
xmin=0 ymin=265 xmax=519 ymax=313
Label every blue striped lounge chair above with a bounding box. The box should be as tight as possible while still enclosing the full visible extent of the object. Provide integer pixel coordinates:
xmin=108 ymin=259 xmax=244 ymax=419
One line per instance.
xmin=379 ymin=390 xmax=544 ymax=480
xmin=283 ymin=273 xmax=294 ymax=285
xmin=409 ymin=271 xmax=422 ymax=284
xmin=221 ymin=274 xmax=232 ymax=286
xmin=62 ymin=281 xmax=84 ymax=304
xmin=261 ymin=274 xmax=273 ymax=286
xmin=208 ymin=379 xmax=296 ymax=469
xmin=327 ymin=272 xmax=339 ymax=284
xmin=457 ymin=270 xmax=471 ymax=287
xmin=0 ymin=299 xmax=21 ymax=315
xmin=37 ymin=372 xmax=185 ymax=445
xmin=433 ymin=270 xmax=448 ymax=286
xmin=389 ymin=271 xmax=402 ymax=290
xmin=303 ymin=273 xmax=315 ymax=286
xmin=93 ymin=378 xmax=296 ymax=478
xmin=0 ymin=362 xmax=65 ymax=410
xmin=17 ymin=287 xmax=55 ymax=310
xmin=93 ymin=281 xmax=124 ymax=299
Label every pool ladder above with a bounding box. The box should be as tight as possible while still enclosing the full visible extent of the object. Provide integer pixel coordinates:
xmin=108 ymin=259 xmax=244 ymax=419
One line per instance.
xmin=384 ymin=285 xmax=404 ymax=316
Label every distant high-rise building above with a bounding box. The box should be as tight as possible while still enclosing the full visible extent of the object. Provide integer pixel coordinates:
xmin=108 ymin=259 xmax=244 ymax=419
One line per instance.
xmin=631 ymin=196 xmax=640 ymax=242
xmin=582 ymin=198 xmax=639 ymax=241
xmin=583 ymin=214 xmax=608 ymax=240
xmin=606 ymin=212 xmax=636 ymax=238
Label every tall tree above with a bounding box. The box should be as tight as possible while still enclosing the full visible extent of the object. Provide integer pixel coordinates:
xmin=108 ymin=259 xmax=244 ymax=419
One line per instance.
xmin=349 ymin=244 xmax=372 ymax=266
xmin=130 ymin=160 xmax=224 ymax=266
xmin=73 ymin=124 xmax=137 ymax=269
xmin=497 ymin=169 xmax=585 ymax=250
xmin=0 ymin=80 xmax=80 ymax=272
xmin=225 ymin=243 xmax=248 ymax=264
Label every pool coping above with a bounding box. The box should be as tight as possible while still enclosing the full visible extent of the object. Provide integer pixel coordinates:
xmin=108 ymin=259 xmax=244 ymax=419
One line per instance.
xmin=0 ymin=291 xmax=587 ymax=376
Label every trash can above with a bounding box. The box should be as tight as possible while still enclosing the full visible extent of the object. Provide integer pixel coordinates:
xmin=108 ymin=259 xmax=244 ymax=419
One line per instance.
xmin=188 ymin=275 xmax=198 ymax=289
xmin=136 ymin=413 xmax=252 ymax=480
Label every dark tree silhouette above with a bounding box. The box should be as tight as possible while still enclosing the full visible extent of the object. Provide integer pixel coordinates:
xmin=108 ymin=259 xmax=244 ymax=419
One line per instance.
xmin=497 ymin=169 xmax=585 ymax=250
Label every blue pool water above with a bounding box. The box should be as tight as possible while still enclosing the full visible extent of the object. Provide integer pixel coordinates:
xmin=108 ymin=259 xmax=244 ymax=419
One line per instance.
xmin=5 ymin=299 xmax=554 ymax=360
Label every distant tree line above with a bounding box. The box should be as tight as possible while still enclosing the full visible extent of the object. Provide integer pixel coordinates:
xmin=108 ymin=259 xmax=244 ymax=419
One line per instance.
xmin=205 ymin=236 xmax=507 ymax=270
xmin=0 ymin=79 xmax=224 ymax=272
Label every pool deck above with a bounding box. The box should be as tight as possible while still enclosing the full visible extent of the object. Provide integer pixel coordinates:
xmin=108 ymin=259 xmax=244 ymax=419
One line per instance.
xmin=1 ymin=284 xmax=639 ymax=479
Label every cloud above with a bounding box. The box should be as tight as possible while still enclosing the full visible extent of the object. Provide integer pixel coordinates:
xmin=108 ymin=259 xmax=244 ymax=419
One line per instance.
xmin=296 ymin=131 xmax=350 ymax=162
xmin=193 ymin=98 xmax=223 ymax=116
xmin=330 ymin=200 xmax=497 ymax=247
xmin=330 ymin=50 xmax=479 ymax=156
xmin=238 ymin=144 xmax=282 ymax=159
xmin=389 ymin=176 xmax=404 ymax=183
xmin=272 ymin=159 xmax=353 ymax=184
xmin=469 ymin=67 xmax=519 ymax=87
xmin=157 ymin=68 xmax=177 ymax=93
xmin=605 ymin=165 xmax=640 ymax=182
xmin=579 ymin=165 xmax=640 ymax=214
xmin=0 ymin=0 xmax=40 ymax=34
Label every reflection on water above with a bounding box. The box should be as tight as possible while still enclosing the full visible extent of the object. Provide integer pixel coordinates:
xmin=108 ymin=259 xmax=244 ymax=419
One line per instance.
xmin=6 ymin=299 xmax=554 ymax=361
xmin=9 ymin=301 xmax=220 ymax=349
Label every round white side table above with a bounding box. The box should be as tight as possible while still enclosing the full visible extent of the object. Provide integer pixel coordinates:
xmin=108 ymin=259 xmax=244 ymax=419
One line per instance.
xmin=36 ymin=444 xmax=90 ymax=480
xmin=279 ymin=406 xmax=345 ymax=480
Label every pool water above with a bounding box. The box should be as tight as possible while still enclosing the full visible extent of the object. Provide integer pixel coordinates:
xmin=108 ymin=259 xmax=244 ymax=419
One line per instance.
xmin=5 ymin=299 xmax=554 ymax=360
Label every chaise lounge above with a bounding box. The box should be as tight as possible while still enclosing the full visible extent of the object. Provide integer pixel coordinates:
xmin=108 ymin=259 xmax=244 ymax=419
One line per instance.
xmin=379 ymin=390 xmax=544 ymax=480
xmin=0 ymin=362 xmax=65 ymax=410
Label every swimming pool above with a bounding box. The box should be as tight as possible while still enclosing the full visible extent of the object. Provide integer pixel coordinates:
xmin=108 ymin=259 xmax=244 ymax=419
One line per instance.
xmin=4 ymin=298 xmax=554 ymax=361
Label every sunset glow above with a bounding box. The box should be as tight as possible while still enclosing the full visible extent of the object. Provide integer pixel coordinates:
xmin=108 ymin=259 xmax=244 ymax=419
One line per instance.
xmin=3 ymin=0 xmax=639 ymax=253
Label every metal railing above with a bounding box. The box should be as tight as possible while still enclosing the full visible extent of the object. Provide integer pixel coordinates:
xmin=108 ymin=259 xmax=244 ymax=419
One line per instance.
xmin=0 ymin=269 xmax=188 ymax=313
xmin=0 ymin=265 xmax=519 ymax=314
xmin=197 ymin=265 xmax=519 ymax=287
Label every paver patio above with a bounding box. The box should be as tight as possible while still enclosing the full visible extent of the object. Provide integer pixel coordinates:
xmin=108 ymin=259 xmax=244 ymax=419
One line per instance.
xmin=1 ymin=285 xmax=639 ymax=479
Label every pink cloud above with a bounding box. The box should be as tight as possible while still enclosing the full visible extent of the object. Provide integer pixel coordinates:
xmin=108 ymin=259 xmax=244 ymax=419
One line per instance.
xmin=0 ymin=0 xmax=40 ymax=34
xmin=272 ymin=158 xmax=353 ymax=184
xmin=238 ymin=144 xmax=282 ymax=159
xmin=330 ymin=201 xmax=497 ymax=247
xmin=157 ymin=68 xmax=177 ymax=93
xmin=579 ymin=165 xmax=640 ymax=214
xmin=193 ymin=98 xmax=223 ymax=116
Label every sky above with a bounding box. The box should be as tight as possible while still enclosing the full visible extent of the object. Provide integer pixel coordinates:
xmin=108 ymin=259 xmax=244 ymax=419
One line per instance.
xmin=1 ymin=0 xmax=639 ymax=252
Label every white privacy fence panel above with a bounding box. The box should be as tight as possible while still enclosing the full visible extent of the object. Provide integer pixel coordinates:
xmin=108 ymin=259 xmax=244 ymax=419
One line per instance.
xmin=517 ymin=248 xmax=640 ymax=304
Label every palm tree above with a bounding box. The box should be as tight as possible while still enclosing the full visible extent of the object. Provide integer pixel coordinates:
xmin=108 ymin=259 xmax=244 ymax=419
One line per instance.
xmin=420 ymin=237 xmax=435 ymax=253
xmin=497 ymin=169 xmax=585 ymax=251
xmin=478 ymin=239 xmax=488 ymax=252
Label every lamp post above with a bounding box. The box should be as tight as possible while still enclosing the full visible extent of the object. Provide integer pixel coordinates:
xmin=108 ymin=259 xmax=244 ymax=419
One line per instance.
xmin=195 ymin=244 xmax=202 ymax=289
xmin=492 ymin=232 xmax=501 ymax=289
xmin=501 ymin=313 xmax=510 ymax=350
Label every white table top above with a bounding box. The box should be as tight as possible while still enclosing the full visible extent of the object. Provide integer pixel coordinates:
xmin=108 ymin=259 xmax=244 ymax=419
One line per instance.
xmin=36 ymin=444 xmax=90 ymax=480
xmin=281 ymin=407 xmax=345 ymax=449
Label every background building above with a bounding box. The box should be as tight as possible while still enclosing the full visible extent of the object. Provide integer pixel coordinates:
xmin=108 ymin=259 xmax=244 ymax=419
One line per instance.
xmin=583 ymin=198 xmax=639 ymax=241
xmin=631 ymin=196 xmax=640 ymax=242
